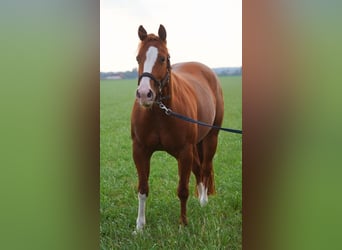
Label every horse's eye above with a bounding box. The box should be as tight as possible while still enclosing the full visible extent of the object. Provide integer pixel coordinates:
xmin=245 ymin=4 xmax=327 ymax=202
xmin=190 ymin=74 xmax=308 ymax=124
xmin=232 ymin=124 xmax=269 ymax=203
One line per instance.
xmin=160 ymin=56 xmax=166 ymax=63
xmin=136 ymin=56 xmax=141 ymax=64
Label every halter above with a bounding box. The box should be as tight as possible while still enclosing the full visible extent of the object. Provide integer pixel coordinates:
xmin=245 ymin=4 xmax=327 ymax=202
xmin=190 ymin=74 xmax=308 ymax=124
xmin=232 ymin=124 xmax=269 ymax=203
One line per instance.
xmin=138 ymin=71 xmax=169 ymax=92
xmin=137 ymin=55 xmax=171 ymax=100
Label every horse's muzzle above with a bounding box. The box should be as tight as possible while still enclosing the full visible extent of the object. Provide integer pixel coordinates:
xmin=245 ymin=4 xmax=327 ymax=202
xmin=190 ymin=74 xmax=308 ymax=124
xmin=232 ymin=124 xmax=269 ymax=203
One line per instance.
xmin=136 ymin=88 xmax=154 ymax=108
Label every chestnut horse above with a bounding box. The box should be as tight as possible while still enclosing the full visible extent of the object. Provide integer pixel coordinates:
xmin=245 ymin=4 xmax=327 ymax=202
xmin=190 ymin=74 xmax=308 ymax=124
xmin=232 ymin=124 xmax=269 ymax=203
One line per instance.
xmin=131 ymin=24 xmax=224 ymax=230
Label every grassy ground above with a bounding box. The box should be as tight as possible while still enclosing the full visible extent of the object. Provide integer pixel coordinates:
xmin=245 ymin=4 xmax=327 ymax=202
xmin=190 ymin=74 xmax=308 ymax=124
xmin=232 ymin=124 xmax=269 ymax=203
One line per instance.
xmin=100 ymin=76 xmax=242 ymax=249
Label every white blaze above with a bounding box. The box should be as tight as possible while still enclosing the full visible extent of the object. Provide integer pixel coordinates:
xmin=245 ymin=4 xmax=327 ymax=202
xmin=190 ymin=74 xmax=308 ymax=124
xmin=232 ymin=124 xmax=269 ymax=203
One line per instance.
xmin=143 ymin=46 xmax=158 ymax=72
xmin=139 ymin=46 xmax=158 ymax=91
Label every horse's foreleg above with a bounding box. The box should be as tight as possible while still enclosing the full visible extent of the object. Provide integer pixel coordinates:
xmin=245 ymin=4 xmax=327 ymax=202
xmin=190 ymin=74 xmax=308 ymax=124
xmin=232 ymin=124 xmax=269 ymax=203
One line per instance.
xmin=133 ymin=142 xmax=152 ymax=230
xmin=136 ymin=192 xmax=147 ymax=230
xmin=177 ymin=145 xmax=193 ymax=225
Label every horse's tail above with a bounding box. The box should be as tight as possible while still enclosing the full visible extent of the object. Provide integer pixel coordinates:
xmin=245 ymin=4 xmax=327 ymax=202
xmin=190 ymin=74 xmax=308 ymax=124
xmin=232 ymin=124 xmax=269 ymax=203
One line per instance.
xmin=207 ymin=166 xmax=216 ymax=195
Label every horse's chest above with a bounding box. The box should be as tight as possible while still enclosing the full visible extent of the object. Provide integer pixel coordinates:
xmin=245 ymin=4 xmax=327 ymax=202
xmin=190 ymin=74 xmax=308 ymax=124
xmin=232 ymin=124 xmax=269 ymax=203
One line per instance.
xmin=159 ymin=129 xmax=183 ymax=146
xmin=135 ymin=124 xmax=189 ymax=151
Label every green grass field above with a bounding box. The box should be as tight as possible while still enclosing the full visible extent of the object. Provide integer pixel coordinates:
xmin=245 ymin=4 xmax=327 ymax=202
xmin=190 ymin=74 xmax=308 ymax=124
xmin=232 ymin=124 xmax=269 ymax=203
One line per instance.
xmin=100 ymin=76 xmax=242 ymax=249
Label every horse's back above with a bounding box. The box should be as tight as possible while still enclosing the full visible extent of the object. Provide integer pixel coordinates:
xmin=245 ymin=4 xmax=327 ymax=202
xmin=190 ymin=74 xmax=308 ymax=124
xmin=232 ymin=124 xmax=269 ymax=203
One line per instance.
xmin=172 ymin=62 xmax=218 ymax=88
xmin=172 ymin=62 xmax=222 ymax=105
xmin=172 ymin=62 xmax=224 ymax=139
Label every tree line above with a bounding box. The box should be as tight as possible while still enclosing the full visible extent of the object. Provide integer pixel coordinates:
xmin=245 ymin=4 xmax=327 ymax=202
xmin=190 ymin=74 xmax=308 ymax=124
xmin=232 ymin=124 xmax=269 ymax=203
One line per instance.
xmin=100 ymin=67 xmax=241 ymax=80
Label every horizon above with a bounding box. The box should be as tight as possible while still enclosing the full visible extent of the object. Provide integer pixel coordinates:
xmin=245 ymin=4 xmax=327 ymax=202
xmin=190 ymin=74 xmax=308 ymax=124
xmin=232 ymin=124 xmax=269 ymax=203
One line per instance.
xmin=100 ymin=66 xmax=242 ymax=73
xmin=100 ymin=0 xmax=241 ymax=72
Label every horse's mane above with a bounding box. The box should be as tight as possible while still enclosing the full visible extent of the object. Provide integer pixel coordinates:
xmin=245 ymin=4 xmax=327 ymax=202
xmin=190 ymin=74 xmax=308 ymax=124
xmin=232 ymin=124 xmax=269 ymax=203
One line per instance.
xmin=137 ymin=34 xmax=166 ymax=52
xmin=145 ymin=34 xmax=160 ymax=42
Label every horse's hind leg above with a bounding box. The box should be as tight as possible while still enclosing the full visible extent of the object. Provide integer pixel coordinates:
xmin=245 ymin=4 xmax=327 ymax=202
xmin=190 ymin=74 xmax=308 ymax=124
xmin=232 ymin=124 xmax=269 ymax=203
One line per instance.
xmin=191 ymin=143 xmax=202 ymax=196
xmin=198 ymin=129 xmax=219 ymax=206
xmin=177 ymin=145 xmax=193 ymax=225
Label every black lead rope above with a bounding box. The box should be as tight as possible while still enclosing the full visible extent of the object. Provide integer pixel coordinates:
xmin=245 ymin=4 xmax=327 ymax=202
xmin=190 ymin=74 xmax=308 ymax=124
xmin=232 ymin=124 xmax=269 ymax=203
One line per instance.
xmin=157 ymin=101 xmax=242 ymax=134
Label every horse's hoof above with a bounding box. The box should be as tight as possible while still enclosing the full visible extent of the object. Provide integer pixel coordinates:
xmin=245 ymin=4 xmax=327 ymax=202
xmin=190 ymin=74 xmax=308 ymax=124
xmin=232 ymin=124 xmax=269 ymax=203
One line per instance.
xmin=132 ymin=229 xmax=141 ymax=235
xmin=132 ymin=227 xmax=144 ymax=235
xmin=179 ymin=216 xmax=188 ymax=226
xmin=200 ymin=196 xmax=208 ymax=207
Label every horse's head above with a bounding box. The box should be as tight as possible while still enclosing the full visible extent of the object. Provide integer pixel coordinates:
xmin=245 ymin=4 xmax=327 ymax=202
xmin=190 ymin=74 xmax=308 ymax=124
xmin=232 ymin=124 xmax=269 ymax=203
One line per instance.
xmin=136 ymin=24 xmax=170 ymax=108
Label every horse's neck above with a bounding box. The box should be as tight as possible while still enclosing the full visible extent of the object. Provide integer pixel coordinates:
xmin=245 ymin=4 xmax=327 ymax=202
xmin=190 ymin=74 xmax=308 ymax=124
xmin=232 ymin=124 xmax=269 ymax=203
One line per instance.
xmin=167 ymin=72 xmax=191 ymax=106
xmin=159 ymin=71 xmax=175 ymax=106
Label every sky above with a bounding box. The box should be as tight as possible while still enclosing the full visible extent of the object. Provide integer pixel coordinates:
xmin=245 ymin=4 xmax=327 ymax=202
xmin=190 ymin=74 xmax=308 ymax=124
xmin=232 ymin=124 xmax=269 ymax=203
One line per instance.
xmin=100 ymin=0 xmax=241 ymax=72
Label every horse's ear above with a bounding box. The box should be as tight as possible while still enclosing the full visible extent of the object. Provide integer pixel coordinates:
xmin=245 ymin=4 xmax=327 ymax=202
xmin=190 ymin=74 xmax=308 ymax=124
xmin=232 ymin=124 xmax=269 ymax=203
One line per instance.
xmin=138 ymin=25 xmax=147 ymax=41
xmin=158 ymin=24 xmax=167 ymax=42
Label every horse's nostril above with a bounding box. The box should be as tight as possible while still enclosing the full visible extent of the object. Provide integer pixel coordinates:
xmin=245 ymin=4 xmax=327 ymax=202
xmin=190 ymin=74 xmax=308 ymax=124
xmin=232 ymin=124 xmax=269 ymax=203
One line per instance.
xmin=147 ymin=90 xmax=153 ymax=99
xmin=136 ymin=90 xmax=141 ymax=98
